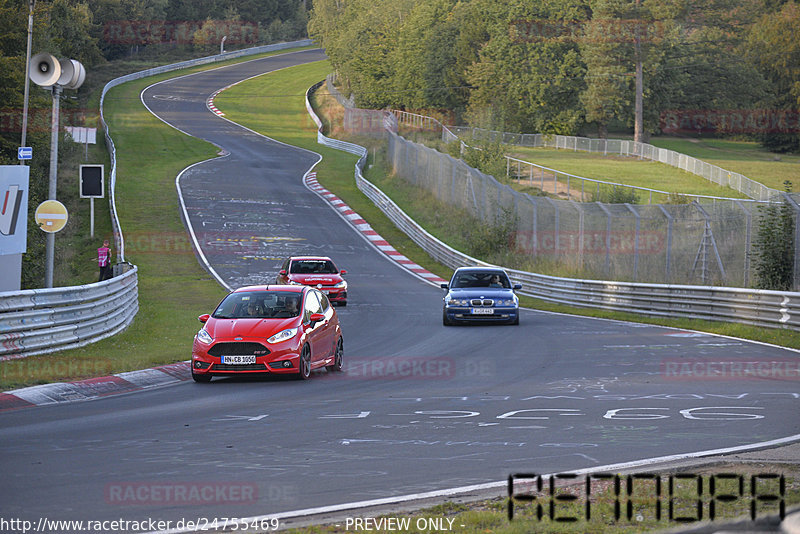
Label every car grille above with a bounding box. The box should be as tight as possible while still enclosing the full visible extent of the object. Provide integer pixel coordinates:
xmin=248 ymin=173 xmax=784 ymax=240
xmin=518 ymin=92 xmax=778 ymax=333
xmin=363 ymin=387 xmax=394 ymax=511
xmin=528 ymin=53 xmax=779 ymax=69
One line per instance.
xmin=212 ymin=363 xmax=268 ymax=372
xmin=208 ymin=342 xmax=270 ymax=357
xmin=470 ymin=299 xmax=494 ymax=307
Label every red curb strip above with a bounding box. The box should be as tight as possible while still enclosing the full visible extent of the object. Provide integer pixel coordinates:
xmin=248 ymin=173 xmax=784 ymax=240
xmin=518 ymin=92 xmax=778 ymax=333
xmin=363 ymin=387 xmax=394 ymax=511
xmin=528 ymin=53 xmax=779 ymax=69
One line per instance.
xmin=304 ymin=172 xmax=447 ymax=284
xmin=207 ymin=90 xmax=225 ymax=117
xmin=0 ymin=362 xmax=191 ymax=412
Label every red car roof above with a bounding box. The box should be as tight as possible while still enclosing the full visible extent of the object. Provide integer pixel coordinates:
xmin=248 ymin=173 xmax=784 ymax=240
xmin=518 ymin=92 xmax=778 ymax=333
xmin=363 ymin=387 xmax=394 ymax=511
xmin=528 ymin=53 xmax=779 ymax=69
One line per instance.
xmin=234 ymin=285 xmax=305 ymax=293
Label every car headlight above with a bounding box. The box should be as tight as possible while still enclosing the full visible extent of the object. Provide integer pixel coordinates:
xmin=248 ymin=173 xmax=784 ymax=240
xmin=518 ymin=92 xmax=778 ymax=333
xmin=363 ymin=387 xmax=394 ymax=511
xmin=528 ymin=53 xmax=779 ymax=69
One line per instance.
xmin=288 ymin=280 xmax=303 ymax=285
xmin=446 ymin=297 xmax=468 ymax=306
xmin=334 ymin=281 xmax=347 ymax=288
xmin=267 ymin=327 xmax=298 ymax=344
xmin=196 ymin=328 xmax=213 ymax=344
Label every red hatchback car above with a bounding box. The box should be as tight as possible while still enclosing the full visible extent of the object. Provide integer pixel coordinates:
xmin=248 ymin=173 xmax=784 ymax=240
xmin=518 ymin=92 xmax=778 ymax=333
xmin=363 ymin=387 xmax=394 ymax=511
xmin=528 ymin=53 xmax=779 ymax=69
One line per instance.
xmin=191 ymin=285 xmax=343 ymax=382
xmin=275 ymin=256 xmax=348 ymax=306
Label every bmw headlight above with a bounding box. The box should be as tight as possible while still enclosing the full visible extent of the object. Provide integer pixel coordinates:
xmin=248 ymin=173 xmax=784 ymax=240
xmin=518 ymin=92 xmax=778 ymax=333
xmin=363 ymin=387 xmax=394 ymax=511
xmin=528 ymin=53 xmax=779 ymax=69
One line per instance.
xmin=267 ymin=327 xmax=298 ymax=344
xmin=196 ymin=328 xmax=213 ymax=344
xmin=447 ymin=297 xmax=468 ymax=306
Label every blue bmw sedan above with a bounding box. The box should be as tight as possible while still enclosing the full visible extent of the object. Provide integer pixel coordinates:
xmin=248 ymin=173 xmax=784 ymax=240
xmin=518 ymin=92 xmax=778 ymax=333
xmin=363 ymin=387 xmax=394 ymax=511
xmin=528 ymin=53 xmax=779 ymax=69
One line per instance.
xmin=441 ymin=267 xmax=522 ymax=325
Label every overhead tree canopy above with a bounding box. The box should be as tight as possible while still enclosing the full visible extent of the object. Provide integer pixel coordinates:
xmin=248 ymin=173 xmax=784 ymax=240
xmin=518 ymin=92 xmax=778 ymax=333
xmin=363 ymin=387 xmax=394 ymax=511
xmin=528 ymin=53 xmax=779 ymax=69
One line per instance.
xmin=309 ymin=0 xmax=795 ymax=151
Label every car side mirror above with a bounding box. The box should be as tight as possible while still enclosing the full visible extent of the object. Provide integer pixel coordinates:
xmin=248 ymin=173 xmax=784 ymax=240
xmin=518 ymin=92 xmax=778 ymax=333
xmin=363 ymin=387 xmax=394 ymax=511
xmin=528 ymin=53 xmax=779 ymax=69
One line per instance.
xmin=340 ymin=269 xmax=347 ymax=275
xmin=279 ymin=269 xmax=287 ymax=276
xmin=198 ymin=314 xmax=210 ymax=323
xmin=440 ymin=283 xmax=449 ymax=289
xmin=309 ymin=312 xmax=325 ymax=325
xmin=513 ymin=284 xmax=522 ymax=290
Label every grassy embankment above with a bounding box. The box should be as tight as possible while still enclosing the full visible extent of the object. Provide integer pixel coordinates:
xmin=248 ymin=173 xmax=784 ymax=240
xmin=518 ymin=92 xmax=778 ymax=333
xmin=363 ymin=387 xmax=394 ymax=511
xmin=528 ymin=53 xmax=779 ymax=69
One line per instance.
xmin=507 ymin=140 xmax=799 ymax=200
xmin=404 ymin=127 xmax=799 ymax=200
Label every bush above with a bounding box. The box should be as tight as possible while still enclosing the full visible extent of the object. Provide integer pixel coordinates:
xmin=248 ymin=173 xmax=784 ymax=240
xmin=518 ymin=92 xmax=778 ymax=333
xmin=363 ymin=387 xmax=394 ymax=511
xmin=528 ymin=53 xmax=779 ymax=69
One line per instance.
xmin=592 ymin=185 xmax=639 ymax=204
xmin=461 ymin=142 xmax=508 ymax=182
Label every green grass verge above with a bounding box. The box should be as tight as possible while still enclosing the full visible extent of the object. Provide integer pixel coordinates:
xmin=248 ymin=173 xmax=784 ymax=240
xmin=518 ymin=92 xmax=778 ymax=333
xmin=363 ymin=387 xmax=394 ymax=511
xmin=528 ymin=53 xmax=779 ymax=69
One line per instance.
xmin=648 ymin=137 xmax=800 ymax=192
xmin=508 ymin=146 xmax=750 ymax=200
xmin=0 ymin=46 xmax=317 ymax=391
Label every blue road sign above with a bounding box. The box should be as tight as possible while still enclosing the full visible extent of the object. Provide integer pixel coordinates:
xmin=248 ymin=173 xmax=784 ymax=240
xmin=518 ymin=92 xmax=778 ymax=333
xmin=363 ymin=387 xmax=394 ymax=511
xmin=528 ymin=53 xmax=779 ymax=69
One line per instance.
xmin=18 ymin=147 xmax=32 ymax=160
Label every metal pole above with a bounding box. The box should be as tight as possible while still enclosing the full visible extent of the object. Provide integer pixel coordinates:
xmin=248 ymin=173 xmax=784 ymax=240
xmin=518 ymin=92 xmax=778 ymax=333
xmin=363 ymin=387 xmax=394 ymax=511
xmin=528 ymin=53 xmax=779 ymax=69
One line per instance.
xmin=19 ymin=0 xmax=35 ymax=164
xmin=45 ymin=85 xmax=61 ymax=288
xmin=90 ymin=197 xmax=94 ymax=239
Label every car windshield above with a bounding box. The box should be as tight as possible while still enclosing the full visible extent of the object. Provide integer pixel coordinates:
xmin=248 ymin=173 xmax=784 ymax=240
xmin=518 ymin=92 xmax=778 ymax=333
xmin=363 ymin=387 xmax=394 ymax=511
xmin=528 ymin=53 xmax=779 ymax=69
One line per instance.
xmin=212 ymin=291 xmax=302 ymax=319
xmin=290 ymin=259 xmax=337 ymax=274
xmin=451 ymin=272 xmax=511 ymax=289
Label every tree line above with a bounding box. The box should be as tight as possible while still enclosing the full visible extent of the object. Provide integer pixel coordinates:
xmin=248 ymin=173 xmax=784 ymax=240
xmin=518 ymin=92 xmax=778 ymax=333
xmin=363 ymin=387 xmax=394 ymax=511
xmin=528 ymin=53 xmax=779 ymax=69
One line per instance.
xmin=309 ymin=0 xmax=800 ymax=153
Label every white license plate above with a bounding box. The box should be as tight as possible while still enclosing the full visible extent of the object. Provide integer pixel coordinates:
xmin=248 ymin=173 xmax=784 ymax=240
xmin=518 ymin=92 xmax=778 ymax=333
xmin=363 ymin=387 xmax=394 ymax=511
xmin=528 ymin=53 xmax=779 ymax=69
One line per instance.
xmin=471 ymin=308 xmax=494 ymax=315
xmin=221 ymin=355 xmax=256 ymax=364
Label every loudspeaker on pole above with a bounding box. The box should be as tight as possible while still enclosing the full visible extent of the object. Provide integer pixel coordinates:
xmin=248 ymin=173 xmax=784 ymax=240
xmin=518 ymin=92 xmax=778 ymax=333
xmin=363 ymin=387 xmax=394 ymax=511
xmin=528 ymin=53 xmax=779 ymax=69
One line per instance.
xmin=57 ymin=59 xmax=85 ymax=90
xmin=29 ymin=52 xmax=60 ymax=87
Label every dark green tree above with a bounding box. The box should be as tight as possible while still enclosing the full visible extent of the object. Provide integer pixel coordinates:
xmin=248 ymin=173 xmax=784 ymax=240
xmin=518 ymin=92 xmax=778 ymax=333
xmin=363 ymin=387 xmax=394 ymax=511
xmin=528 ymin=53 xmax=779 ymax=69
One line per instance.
xmin=752 ymin=182 xmax=796 ymax=290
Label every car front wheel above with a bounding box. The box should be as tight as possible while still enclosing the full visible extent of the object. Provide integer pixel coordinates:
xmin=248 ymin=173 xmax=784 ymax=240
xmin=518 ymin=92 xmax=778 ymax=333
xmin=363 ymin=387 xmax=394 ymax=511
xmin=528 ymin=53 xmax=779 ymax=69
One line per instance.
xmin=442 ymin=310 xmax=453 ymax=326
xmin=297 ymin=345 xmax=312 ymax=380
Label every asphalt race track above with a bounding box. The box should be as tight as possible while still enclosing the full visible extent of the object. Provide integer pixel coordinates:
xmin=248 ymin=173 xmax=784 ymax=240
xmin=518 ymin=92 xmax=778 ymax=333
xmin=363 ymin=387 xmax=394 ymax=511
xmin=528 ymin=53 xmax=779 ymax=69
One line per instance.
xmin=1 ymin=49 xmax=799 ymax=528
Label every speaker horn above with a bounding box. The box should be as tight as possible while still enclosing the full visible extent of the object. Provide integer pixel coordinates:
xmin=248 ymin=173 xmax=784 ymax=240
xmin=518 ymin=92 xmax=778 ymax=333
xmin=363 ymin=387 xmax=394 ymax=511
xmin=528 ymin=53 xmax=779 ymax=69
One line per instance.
xmin=30 ymin=52 xmax=61 ymax=87
xmin=57 ymin=59 xmax=86 ymax=90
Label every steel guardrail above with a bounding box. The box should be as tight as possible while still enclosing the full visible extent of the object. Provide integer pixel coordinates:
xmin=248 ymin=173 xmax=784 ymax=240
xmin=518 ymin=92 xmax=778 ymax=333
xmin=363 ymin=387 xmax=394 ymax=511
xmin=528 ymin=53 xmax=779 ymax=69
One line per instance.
xmin=0 ymin=267 xmax=139 ymax=358
xmin=306 ymin=82 xmax=800 ymax=331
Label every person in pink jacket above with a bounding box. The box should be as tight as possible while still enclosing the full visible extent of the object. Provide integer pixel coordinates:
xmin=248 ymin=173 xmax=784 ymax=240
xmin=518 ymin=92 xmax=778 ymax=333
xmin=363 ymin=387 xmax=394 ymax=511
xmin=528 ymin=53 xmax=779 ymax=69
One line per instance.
xmin=97 ymin=240 xmax=112 ymax=281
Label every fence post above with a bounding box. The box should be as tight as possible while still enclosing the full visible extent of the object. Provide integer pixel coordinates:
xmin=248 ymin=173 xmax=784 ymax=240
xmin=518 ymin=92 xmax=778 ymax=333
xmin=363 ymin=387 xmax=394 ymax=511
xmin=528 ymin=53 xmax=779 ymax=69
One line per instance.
xmin=598 ymin=202 xmax=613 ymax=276
xmin=546 ymin=197 xmax=560 ymax=258
xmin=734 ymin=200 xmax=753 ymax=287
xmin=530 ymin=196 xmax=538 ymax=256
xmin=571 ymin=200 xmax=585 ymax=270
xmin=658 ymin=204 xmax=674 ymax=284
xmin=625 ymin=204 xmax=641 ymax=281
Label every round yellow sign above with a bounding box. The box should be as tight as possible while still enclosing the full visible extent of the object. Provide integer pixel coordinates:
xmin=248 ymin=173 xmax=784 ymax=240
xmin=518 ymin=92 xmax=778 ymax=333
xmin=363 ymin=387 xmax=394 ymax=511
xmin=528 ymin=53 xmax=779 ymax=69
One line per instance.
xmin=35 ymin=200 xmax=69 ymax=233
